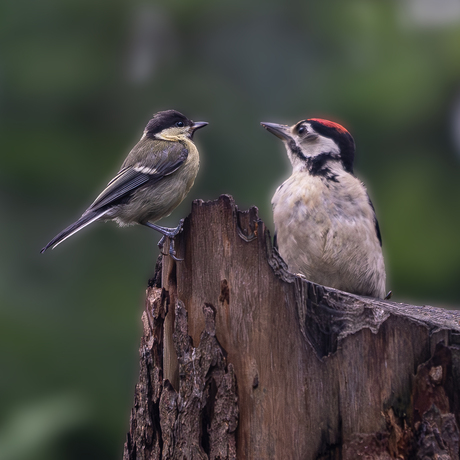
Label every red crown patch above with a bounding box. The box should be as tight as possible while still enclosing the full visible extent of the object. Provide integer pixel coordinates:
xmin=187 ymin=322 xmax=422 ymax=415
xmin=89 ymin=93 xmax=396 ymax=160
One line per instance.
xmin=308 ymin=118 xmax=349 ymax=134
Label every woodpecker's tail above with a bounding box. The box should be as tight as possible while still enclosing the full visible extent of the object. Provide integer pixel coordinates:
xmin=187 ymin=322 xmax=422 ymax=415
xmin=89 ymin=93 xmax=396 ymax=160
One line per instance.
xmin=40 ymin=210 xmax=109 ymax=253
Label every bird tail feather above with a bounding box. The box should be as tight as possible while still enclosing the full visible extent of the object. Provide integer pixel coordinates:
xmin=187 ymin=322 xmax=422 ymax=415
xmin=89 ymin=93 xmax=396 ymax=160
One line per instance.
xmin=40 ymin=210 xmax=109 ymax=253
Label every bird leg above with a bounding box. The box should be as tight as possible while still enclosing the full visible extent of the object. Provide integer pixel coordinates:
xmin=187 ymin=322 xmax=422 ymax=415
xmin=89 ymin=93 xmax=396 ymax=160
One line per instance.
xmin=143 ymin=219 xmax=184 ymax=261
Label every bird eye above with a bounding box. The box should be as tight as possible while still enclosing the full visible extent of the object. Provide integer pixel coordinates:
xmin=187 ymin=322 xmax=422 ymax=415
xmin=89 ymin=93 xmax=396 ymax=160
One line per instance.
xmin=298 ymin=125 xmax=306 ymax=134
xmin=176 ymin=121 xmax=184 ymax=127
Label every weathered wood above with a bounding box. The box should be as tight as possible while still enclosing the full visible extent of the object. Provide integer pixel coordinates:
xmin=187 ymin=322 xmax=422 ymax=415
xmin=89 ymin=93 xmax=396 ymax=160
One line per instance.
xmin=124 ymin=194 xmax=460 ymax=459
xmin=123 ymin=286 xmax=238 ymax=460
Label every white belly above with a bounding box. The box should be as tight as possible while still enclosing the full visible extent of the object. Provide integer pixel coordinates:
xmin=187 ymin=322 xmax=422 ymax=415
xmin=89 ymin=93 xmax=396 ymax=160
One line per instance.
xmin=272 ymin=171 xmax=386 ymax=297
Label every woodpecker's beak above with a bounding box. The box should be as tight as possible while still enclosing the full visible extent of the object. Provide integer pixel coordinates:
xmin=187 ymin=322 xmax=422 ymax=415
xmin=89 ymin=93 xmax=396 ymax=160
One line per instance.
xmin=260 ymin=122 xmax=291 ymax=141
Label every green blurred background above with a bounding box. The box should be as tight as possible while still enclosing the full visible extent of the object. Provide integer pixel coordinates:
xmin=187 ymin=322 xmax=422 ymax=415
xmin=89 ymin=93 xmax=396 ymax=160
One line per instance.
xmin=1 ymin=0 xmax=460 ymax=458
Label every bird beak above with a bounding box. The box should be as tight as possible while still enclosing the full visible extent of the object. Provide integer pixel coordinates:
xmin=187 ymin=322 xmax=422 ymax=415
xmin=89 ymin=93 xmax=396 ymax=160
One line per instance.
xmin=260 ymin=122 xmax=291 ymax=141
xmin=189 ymin=121 xmax=208 ymax=139
xmin=191 ymin=121 xmax=209 ymax=132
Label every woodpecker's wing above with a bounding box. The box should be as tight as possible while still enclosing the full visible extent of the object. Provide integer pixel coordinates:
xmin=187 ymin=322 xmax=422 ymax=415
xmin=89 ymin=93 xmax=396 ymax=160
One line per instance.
xmin=366 ymin=194 xmax=383 ymax=247
xmin=87 ymin=142 xmax=188 ymax=212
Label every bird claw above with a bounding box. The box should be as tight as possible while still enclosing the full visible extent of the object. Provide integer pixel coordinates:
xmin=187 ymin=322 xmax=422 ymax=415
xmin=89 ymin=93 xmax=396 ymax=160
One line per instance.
xmin=166 ymin=235 xmax=183 ymax=261
xmin=169 ymin=245 xmax=183 ymax=262
xmin=170 ymin=218 xmax=184 ymax=237
xmin=158 ymin=236 xmax=169 ymax=256
xmin=154 ymin=222 xmax=184 ymax=261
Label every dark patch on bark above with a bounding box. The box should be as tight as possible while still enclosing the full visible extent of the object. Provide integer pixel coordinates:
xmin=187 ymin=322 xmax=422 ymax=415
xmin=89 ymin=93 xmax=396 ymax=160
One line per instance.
xmin=219 ymin=279 xmax=229 ymax=305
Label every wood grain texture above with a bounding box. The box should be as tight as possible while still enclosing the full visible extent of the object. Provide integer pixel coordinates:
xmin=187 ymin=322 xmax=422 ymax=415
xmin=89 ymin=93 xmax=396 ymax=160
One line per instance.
xmin=124 ymin=194 xmax=460 ymax=459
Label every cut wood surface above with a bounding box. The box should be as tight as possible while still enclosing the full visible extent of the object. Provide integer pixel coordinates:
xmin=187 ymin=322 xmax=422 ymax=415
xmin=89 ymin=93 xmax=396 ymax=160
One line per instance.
xmin=124 ymin=195 xmax=460 ymax=460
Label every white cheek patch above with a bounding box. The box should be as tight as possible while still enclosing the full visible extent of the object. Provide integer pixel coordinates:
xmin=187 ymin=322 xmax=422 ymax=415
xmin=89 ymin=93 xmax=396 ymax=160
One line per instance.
xmin=134 ymin=164 xmax=157 ymax=174
xmin=302 ymin=136 xmax=340 ymax=157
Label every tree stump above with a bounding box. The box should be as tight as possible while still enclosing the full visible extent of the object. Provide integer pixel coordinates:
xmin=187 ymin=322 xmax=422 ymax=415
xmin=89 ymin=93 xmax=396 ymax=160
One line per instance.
xmin=123 ymin=195 xmax=460 ymax=460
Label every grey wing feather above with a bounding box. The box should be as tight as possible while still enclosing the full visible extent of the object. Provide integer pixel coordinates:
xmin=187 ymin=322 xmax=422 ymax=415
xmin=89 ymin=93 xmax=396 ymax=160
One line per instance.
xmin=87 ymin=143 xmax=189 ymax=212
xmin=88 ymin=168 xmax=150 ymax=211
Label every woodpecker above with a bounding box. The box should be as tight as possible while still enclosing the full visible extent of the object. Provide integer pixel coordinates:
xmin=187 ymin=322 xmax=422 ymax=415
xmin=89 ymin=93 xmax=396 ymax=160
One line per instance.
xmin=41 ymin=110 xmax=208 ymax=258
xmin=261 ymin=118 xmax=386 ymax=298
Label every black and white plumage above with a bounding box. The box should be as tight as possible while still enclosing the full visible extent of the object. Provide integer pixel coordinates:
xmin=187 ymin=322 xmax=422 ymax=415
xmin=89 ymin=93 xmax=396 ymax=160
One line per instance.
xmin=41 ymin=110 xmax=208 ymax=257
xmin=261 ymin=118 xmax=386 ymax=298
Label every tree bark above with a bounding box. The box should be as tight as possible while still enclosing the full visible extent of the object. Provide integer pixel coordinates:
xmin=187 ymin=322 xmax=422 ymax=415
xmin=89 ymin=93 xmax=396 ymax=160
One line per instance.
xmin=124 ymin=194 xmax=460 ymax=459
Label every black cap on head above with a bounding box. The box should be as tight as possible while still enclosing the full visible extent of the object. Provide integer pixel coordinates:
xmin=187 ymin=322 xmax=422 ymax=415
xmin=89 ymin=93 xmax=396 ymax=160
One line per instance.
xmin=145 ymin=110 xmax=192 ymax=137
xmin=307 ymin=118 xmax=356 ymax=174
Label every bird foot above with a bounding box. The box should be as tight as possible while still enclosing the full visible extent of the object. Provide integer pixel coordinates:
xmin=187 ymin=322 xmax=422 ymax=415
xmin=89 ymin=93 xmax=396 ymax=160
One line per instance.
xmin=158 ymin=236 xmax=183 ymax=261
xmin=145 ymin=219 xmax=185 ymax=261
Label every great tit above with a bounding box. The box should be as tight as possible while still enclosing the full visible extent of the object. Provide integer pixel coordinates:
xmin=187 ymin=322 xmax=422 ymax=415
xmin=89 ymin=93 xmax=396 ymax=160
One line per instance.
xmin=261 ymin=118 xmax=386 ymax=298
xmin=41 ymin=109 xmax=208 ymax=258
